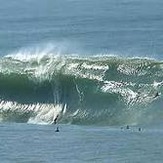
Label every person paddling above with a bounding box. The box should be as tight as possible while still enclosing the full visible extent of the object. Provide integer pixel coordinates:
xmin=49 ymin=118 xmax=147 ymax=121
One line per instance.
xmin=55 ymin=126 xmax=59 ymax=132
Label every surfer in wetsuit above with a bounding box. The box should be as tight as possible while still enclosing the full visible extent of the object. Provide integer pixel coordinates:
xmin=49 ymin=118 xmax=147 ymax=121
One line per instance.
xmin=52 ymin=114 xmax=59 ymax=124
xmin=138 ymin=127 xmax=141 ymax=132
xmin=55 ymin=126 xmax=59 ymax=132
xmin=153 ymin=92 xmax=160 ymax=98
xmin=52 ymin=115 xmax=60 ymax=132
xmin=126 ymin=125 xmax=129 ymax=129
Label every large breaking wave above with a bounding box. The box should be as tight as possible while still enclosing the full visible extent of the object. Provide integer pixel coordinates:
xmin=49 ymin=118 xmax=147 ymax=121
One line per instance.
xmin=0 ymin=52 xmax=163 ymax=126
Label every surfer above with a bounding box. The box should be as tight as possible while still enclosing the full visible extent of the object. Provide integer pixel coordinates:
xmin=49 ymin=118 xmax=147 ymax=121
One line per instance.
xmin=52 ymin=114 xmax=59 ymax=124
xmin=126 ymin=125 xmax=129 ymax=129
xmin=153 ymin=92 xmax=160 ymax=98
xmin=55 ymin=126 xmax=59 ymax=132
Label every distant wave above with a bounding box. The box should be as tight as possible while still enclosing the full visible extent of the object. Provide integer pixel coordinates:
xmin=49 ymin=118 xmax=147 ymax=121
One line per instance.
xmin=0 ymin=53 xmax=163 ymax=125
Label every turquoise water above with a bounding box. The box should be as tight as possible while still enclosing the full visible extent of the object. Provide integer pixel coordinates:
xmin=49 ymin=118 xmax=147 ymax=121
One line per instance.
xmin=0 ymin=0 xmax=163 ymax=162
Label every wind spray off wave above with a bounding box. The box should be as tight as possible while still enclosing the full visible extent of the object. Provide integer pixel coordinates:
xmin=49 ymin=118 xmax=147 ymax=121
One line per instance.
xmin=0 ymin=53 xmax=163 ymax=125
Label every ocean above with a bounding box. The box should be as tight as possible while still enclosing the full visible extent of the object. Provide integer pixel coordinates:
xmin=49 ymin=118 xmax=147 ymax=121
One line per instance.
xmin=0 ymin=0 xmax=163 ymax=162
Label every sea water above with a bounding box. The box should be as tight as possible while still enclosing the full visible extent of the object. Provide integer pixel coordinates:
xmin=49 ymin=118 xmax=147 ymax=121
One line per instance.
xmin=0 ymin=0 xmax=163 ymax=162
xmin=0 ymin=0 xmax=163 ymax=58
xmin=0 ymin=123 xmax=163 ymax=163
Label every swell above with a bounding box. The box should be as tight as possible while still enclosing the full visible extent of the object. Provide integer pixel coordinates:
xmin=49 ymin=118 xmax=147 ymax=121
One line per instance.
xmin=0 ymin=54 xmax=163 ymax=125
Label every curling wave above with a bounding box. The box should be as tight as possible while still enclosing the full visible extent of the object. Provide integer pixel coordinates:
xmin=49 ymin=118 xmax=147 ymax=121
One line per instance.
xmin=0 ymin=54 xmax=163 ymax=125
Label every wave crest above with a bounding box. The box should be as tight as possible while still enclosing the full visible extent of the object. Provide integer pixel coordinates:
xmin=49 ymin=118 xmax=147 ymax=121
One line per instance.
xmin=0 ymin=54 xmax=163 ymax=125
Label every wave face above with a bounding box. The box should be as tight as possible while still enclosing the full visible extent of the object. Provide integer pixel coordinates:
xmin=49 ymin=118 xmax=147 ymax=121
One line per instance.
xmin=0 ymin=54 xmax=163 ymax=125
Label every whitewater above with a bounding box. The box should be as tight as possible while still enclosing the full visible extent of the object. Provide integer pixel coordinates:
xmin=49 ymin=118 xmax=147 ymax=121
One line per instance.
xmin=0 ymin=53 xmax=163 ymax=126
xmin=0 ymin=0 xmax=163 ymax=162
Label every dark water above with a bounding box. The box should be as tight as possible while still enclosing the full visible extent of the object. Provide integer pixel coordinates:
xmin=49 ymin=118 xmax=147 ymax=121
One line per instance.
xmin=0 ymin=0 xmax=163 ymax=162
